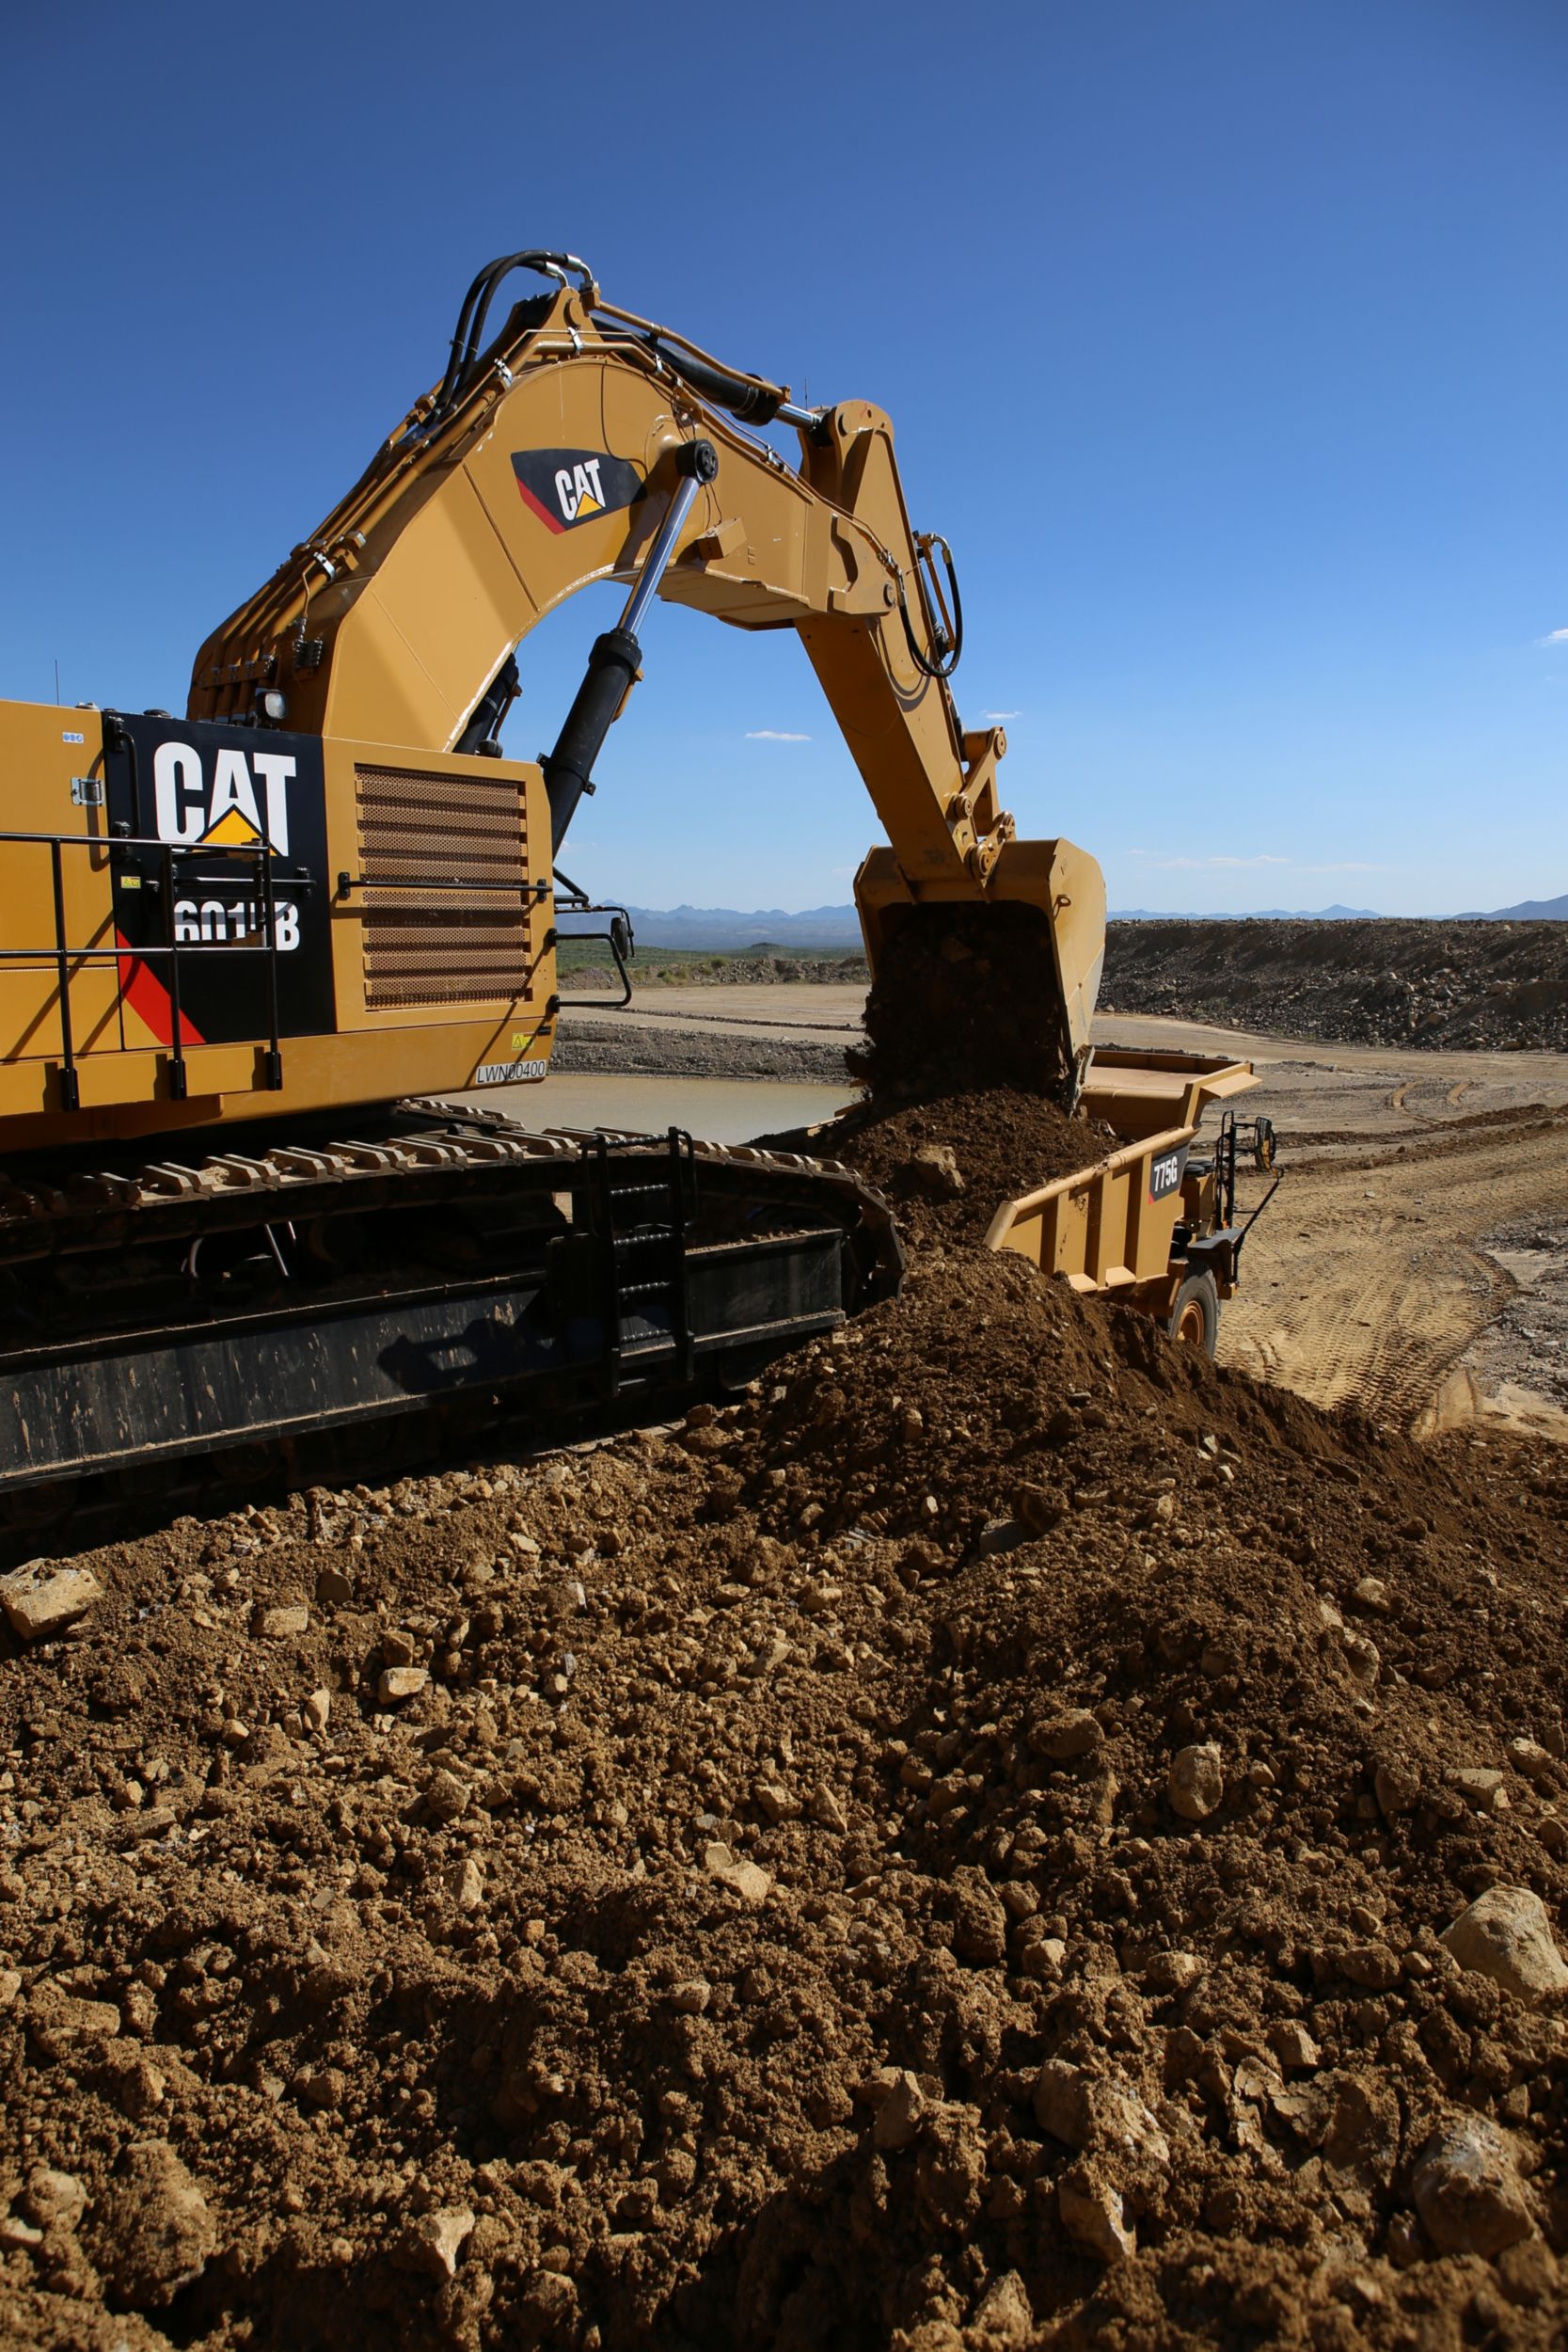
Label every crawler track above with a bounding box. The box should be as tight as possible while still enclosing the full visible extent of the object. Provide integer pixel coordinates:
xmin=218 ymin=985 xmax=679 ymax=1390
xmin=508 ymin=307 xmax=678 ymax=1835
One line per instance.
xmin=0 ymin=1100 xmax=900 ymax=1542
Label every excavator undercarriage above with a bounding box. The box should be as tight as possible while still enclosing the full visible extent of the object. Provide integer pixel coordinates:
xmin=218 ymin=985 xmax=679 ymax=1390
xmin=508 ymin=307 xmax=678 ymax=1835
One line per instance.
xmin=0 ymin=1106 xmax=899 ymax=1531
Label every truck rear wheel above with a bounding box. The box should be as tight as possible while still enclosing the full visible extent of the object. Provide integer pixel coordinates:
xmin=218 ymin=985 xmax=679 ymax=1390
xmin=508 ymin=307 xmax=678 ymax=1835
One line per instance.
xmin=1167 ymin=1270 xmax=1219 ymax=1359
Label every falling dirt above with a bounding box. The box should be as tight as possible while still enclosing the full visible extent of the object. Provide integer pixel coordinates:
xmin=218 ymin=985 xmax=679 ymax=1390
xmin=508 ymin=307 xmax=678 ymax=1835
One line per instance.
xmin=849 ymin=906 xmax=1082 ymax=1104
xmin=4 ymin=1095 xmax=1568 ymax=2350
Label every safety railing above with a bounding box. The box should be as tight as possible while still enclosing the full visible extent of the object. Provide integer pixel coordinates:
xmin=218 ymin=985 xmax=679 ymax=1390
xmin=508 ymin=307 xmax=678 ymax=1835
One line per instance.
xmin=0 ymin=828 xmax=298 ymax=1111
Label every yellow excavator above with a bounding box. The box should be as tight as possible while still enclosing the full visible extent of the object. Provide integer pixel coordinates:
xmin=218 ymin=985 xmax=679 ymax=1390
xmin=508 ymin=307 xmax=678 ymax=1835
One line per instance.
xmin=0 ymin=246 xmax=1113 ymax=1516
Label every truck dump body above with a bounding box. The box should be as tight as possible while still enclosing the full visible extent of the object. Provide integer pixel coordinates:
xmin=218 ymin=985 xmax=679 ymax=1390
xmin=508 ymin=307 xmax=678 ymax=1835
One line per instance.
xmin=987 ymin=1051 xmax=1258 ymax=1286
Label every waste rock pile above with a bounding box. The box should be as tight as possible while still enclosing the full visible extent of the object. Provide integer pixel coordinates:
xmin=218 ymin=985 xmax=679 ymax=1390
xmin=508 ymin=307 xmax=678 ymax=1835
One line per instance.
xmin=1101 ymin=920 xmax=1568 ymax=1053
xmin=3 ymin=1094 xmax=1568 ymax=2351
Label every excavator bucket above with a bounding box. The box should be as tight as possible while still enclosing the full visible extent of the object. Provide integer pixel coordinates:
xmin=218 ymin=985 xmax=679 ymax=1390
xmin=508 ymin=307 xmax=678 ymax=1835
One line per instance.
xmin=851 ymin=838 xmax=1107 ymax=1105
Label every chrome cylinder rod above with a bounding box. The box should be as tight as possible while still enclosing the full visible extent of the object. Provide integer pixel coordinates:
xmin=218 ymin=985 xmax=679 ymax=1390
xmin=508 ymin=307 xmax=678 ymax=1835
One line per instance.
xmin=618 ymin=439 xmax=718 ymax=636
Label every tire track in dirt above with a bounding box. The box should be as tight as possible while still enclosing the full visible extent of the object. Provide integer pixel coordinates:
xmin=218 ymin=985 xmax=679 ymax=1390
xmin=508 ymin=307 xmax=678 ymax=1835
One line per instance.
xmin=1219 ymin=1105 xmax=1568 ymax=1432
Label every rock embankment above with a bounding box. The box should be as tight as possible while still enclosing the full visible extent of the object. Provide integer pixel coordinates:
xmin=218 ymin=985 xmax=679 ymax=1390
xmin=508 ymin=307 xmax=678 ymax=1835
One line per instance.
xmin=1101 ymin=920 xmax=1568 ymax=1051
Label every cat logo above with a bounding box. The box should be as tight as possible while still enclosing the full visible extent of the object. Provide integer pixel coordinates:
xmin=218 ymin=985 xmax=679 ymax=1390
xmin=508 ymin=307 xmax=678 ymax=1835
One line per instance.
xmin=512 ymin=447 xmax=645 ymax=534
xmin=152 ymin=740 xmax=293 ymax=855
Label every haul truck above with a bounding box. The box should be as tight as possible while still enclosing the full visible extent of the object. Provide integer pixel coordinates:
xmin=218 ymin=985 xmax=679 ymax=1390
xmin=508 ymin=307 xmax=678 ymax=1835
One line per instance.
xmin=0 ymin=248 xmax=1273 ymax=1516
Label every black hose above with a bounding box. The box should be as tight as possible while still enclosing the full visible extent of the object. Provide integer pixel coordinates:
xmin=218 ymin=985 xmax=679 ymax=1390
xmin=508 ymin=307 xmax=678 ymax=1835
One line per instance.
xmin=898 ymin=536 xmax=964 ymax=680
xmin=432 ymin=250 xmax=593 ymax=421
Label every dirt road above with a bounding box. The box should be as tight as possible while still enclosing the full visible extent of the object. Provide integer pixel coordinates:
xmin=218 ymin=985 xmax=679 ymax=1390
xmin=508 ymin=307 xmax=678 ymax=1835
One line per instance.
xmin=1220 ymin=1104 xmax=1568 ymax=1438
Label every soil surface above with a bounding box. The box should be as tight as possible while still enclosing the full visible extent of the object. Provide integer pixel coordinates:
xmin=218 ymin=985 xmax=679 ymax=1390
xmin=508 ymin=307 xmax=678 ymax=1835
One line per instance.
xmin=5 ymin=1096 xmax=1568 ymax=2350
xmin=1100 ymin=924 xmax=1568 ymax=1054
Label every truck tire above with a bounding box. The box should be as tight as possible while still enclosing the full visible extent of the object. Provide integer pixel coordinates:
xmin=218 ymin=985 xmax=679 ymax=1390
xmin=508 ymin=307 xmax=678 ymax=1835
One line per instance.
xmin=1167 ymin=1270 xmax=1219 ymax=1359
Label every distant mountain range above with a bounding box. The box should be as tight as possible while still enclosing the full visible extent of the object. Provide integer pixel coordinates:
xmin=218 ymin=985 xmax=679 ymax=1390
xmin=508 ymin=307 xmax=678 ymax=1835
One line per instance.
xmin=1455 ymin=893 xmax=1568 ymax=920
xmin=562 ymin=893 xmax=1567 ymax=950
xmin=1111 ymin=903 xmax=1383 ymax=921
xmin=564 ymin=903 xmax=866 ymax=951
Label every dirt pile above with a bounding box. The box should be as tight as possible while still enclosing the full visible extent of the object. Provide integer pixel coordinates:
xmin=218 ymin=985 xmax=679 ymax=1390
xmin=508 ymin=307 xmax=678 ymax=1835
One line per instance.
xmin=4 ymin=1155 xmax=1568 ymax=2346
xmin=762 ymin=1089 xmax=1119 ymax=1252
xmin=1102 ymin=921 xmax=1568 ymax=1052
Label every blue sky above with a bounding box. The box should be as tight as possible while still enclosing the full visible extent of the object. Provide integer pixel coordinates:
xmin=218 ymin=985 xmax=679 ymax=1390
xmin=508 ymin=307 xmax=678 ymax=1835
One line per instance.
xmin=3 ymin=1 xmax=1563 ymax=915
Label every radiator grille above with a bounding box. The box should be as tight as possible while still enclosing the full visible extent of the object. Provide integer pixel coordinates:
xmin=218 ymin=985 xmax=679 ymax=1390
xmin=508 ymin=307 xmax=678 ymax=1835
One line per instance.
xmin=356 ymin=764 xmax=531 ymax=1009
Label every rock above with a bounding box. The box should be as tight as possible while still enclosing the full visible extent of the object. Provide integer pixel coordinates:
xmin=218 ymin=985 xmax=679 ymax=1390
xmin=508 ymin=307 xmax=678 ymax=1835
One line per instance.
xmin=1012 ymin=1483 xmax=1065 ymax=1534
xmin=808 ymin=1785 xmax=847 ymax=1834
xmin=112 ymin=2055 xmax=168 ymax=2118
xmin=1030 ymin=1708 xmax=1102 ymax=1762
xmin=1144 ymin=1949 xmax=1204 ymax=1995
xmin=24 ymin=2166 xmax=86 ymax=2230
xmin=378 ymin=1665 xmax=428 ymax=1703
xmin=1034 ymin=2059 xmax=1091 ymax=2146
xmin=949 ymin=1867 xmax=1008 ymax=1965
xmin=873 ymin=2069 xmax=927 ymax=2152
xmin=1339 ymin=1942 xmax=1401 ymax=1991
xmin=1448 ymin=1766 xmax=1506 ymax=1811
xmin=701 ymin=1841 xmax=770 ymax=1905
xmin=253 ymin=1601 xmax=308 ymax=1639
xmin=1374 ymin=1757 xmax=1421 ymax=1818
xmin=88 ymin=2141 xmax=214 ymax=2308
xmin=666 ymin=1979 xmax=711 ymax=2015
xmin=911 ymin=1144 xmax=964 ymax=1200
xmin=1168 ymin=1742 xmax=1224 ymax=1821
xmin=1058 ymin=2162 xmax=1134 ymax=2263
xmin=0 ymin=1969 xmax=21 ymax=2009
xmin=520 ymin=2269 xmax=578 ymax=2328
xmin=315 ymin=1565 xmax=355 ymax=1605
xmin=448 ymin=1855 xmax=484 ymax=1911
xmin=399 ymin=2204 xmax=475 ymax=2280
xmin=1411 ymin=2114 xmax=1534 ymax=2256
xmin=971 ymin=2271 xmax=1034 ymax=2347
xmin=303 ymin=1688 xmax=331 ymax=1734
xmin=1497 ymin=2236 xmax=1560 ymax=2307
xmin=1 ymin=1563 xmax=103 ymax=1642
xmin=1033 ymin=2062 xmax=1169 ymax=2165
xmin=1442 ymin=1885 xmax=1568 ymax=2005
xmin=1267 ymin=2020 xmax=1322 ymax=2072
xmin=1350 ymin=1576 xmax=1389 ymax=1613
xmin=1340 ymin=1632 xmax=1381 ymax=1688
xmin=754 ymin=1779 xmax=800 ymax=1824
xmin=426 ymin=1768 xmax=469 ymax=1822
xmin=1508 ymin=1738 xmax=1554 ymax=1781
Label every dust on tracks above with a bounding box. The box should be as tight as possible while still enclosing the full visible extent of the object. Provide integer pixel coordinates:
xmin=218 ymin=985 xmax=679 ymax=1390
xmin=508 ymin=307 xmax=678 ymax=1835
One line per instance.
xmin=1221 ymin=1104 xmax=1568 ymax=1431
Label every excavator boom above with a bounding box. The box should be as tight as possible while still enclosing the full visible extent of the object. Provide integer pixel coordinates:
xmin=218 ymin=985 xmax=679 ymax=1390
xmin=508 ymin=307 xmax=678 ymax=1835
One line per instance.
xmin=189 ymin=253 xmax=1104 ymax=1095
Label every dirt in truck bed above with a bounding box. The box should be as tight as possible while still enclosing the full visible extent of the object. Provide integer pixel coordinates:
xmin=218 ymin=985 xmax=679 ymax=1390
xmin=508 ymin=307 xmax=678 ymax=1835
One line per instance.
xmin=4 ymin=1095 xmax=1568 ymax=2350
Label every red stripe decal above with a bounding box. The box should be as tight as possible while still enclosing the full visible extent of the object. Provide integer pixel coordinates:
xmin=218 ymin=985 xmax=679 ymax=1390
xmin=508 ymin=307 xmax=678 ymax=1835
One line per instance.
xmin=116 ymin=930 xmax=208 ymax=1049
xmin=515 ymin=479 xmax=565 ymax=532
